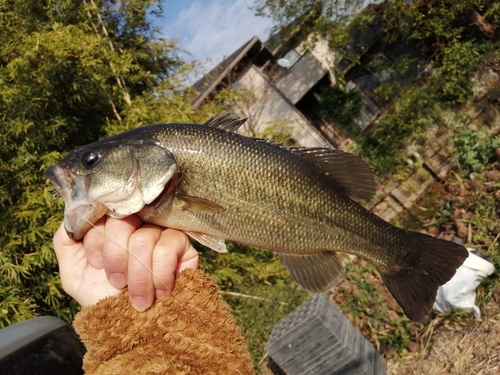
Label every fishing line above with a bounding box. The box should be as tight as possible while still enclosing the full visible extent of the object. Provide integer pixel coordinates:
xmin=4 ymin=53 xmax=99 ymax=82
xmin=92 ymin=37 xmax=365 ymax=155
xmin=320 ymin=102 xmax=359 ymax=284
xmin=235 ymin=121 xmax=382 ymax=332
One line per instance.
xmin=76 ymin=208 xmax=215 ymax=334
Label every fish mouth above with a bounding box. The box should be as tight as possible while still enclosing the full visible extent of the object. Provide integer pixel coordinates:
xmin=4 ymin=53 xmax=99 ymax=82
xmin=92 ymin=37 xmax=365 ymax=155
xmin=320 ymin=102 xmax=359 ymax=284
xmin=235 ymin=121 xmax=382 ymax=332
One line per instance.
xmin=46 ymin=165 xmax=107 ymax=240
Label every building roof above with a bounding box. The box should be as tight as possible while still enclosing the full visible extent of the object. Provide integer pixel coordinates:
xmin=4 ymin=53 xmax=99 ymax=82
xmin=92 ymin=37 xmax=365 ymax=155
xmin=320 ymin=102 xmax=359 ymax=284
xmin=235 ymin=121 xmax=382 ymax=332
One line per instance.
xmin=190 ymin=6 xmax=323 ymax=109
xmin=191 ymin=36 xmax=261 ymax=108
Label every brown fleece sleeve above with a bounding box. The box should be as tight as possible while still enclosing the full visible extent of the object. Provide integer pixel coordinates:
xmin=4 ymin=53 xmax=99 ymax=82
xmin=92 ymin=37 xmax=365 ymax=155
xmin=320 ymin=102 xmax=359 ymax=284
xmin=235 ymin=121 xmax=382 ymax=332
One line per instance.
xmin=73 ymin=269 xmax=255 ymax=375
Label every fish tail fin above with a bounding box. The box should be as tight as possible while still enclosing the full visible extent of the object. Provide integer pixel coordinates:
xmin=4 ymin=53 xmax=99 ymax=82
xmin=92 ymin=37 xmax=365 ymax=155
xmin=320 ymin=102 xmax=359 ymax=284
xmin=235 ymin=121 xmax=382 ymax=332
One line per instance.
xmin=379 ymin=232 xmax=468 ymax=322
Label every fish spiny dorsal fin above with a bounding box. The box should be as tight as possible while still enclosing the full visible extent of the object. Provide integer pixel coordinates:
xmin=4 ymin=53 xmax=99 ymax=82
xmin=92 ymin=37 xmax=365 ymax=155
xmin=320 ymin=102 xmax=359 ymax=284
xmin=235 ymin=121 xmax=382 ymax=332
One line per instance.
xmin=291 ymin=147 xmax=376 ymax=200
xmin=204 ymin=113 xmax=247 ymax=132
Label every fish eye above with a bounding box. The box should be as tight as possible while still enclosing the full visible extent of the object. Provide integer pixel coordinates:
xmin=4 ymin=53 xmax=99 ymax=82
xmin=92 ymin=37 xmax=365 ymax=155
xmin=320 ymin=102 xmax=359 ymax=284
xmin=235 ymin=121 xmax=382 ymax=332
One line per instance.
xmin=81 ymin=151 xmax=100 ymax=167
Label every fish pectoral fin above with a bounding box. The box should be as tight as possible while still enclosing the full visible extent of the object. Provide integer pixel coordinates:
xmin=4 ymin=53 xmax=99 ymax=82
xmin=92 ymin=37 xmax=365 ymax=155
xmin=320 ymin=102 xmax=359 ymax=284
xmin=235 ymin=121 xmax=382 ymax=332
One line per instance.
xmin=185 ymin=231 xmax=227 ymax=253
xmin=175 ymin=193 xmax=225 ymax=213
xmin=278 ymin=251 xmax=346 ymax=293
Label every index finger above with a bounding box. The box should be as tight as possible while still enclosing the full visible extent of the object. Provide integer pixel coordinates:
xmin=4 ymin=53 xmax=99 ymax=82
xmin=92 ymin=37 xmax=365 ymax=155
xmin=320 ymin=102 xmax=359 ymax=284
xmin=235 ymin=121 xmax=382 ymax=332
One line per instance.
xmin=101 ymin=216 xmax=143 ymax=289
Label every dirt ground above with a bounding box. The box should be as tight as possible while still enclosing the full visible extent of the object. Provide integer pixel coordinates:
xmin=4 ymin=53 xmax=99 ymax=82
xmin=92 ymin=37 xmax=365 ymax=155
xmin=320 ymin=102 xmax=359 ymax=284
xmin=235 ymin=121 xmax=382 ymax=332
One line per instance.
xmin=262 ymin=271 xmax=499 ymax=375
xmin=383 ymin=174 xmax=500 ymax=373
xmin=262 ymin=162 xmax=500 ymax=374
xmin=386 ymin=166 xmax=500 ymax=374
xmin=261 ymin=301 xmax=500 ymax=375
xmin=331 ymin=260 xmax=500 ymax=375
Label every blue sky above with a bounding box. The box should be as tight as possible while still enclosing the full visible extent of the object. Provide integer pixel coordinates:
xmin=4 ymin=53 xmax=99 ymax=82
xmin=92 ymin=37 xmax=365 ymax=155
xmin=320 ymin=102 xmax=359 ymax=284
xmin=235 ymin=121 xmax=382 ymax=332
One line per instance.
xmin=157 ymin=0 xmax=275 ymax=72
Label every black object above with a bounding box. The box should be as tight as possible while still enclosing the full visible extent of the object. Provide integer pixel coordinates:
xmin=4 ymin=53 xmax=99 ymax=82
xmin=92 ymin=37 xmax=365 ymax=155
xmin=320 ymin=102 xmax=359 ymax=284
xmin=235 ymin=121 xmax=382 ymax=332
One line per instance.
xmin=0 ymin=316 xmax=85 ymax=375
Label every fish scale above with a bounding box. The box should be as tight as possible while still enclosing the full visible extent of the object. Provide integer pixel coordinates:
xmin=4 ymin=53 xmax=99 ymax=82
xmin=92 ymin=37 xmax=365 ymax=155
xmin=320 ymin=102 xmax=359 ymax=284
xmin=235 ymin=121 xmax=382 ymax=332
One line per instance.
xmin=145 ymin=125 xmax=369 ymax=254
xmin=46 ymin=116 xmax=469 ymax=322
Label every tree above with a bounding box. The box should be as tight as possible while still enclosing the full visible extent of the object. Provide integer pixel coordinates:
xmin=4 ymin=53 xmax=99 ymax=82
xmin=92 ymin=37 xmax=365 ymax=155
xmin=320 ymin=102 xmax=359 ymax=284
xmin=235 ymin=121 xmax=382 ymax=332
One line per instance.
xmin=354 ymin=0 xmax=500 ymax=172
xmin=0 ymin=0 xmax=229 ymax=327
xmin=255 ymin=0 xmax=498 ymax=58
xmin=254 ymin=0 xmax=500 ymax=173
xmin=0 ymin=4 xmax=317 ymax=369
xmin=253 ymin=0 xmax=365 ymax=33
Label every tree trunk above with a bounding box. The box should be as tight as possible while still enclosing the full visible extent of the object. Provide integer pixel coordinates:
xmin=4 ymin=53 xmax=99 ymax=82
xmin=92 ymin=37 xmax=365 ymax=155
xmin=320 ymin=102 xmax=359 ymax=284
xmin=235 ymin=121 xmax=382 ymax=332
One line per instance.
xmin=465 ymin=8 xmax=495 ymax=39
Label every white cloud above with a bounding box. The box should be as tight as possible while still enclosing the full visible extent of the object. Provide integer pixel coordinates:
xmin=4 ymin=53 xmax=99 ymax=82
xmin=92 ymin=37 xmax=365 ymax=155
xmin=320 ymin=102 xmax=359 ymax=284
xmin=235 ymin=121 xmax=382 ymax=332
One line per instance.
xmin=162 ymin=0 xmax=274 ymax=70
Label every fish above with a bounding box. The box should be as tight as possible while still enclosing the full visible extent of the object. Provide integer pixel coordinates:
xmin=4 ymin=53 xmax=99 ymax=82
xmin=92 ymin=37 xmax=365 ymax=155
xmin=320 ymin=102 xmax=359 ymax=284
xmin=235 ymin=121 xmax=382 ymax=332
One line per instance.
xmin=45 ymin=115 xmax=468 ymax=322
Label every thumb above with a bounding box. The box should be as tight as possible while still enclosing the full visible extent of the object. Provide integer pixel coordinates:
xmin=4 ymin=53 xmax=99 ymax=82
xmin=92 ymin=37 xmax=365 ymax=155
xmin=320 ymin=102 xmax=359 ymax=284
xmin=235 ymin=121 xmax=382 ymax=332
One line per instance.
xmin=53 ymin=222 xmax=87 ymax=287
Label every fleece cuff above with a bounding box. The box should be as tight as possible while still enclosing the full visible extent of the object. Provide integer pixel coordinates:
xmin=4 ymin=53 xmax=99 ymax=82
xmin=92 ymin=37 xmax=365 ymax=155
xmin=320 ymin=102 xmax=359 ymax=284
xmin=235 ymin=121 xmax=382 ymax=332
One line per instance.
xmin=73 ymin=269 xmax=254 ymax=375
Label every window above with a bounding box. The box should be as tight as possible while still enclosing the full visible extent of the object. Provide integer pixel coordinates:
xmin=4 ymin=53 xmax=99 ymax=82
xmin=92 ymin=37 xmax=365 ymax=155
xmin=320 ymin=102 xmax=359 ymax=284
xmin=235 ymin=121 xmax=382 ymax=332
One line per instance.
xmin=277 ymin=49 xmax=301 ymax=69
xmin=351 ymin=53 xmax=394 ymax=107
xmin=345 ymin=82 xmax=381 ymax=131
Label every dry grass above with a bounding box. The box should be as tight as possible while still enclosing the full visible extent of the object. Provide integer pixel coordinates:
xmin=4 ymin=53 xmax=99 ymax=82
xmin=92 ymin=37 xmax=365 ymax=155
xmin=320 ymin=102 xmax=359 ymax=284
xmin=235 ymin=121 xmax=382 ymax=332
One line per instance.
xmin=387 ymin=301 xmax=500 ymax=375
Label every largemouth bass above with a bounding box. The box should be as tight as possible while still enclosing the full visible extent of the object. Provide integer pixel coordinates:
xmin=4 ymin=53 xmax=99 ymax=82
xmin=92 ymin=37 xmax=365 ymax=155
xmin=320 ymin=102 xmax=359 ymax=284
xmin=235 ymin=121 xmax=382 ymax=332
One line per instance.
xmin=46 ymin=116 xmax=468 ymax=322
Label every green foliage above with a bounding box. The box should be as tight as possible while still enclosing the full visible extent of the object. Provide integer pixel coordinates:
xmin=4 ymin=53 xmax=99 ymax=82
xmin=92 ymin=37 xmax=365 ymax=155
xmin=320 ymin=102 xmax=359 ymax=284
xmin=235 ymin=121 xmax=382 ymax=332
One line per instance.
xmin=257 ymin=120 xmax=299 ymax=146
xmin=319 ymin=85 xmax=362 ymax=134
xmin=381 ymin=0 xmax=497 ymax=45
xmin=428 ymin=41 xmax=485 ymax=105
xmin=352 ymin=1 xmax=498 ymax=173
xmin=253 ymin=0 xmax=365 ymax=33
xmin=198 ymin=243 xmax=308 ymax=369
xmin=257 ymin=0 xmax=500 ymax=175
xmin=254 ymin=0 xmax=367 ymax=62
xmin=355 ymin=35 xmax=495 ymax=173
xmin=0 ymin=6 xmax=302 ymax=370
xmin=354 ymin=85 xmax=442 ymax=173
xmin=333 ymin=262 xmax=413 ymax=355
xmin=451 ymin=123 xmax=500 ymax=175
xmin=0 ymin=0 xmax=233 ymax=328
xmin=322 ymin=6 xmax=379 ymax=65
xmin=425 ymin=168 xmax=500 ymax=318
xmin=383 ymin=0 xmax=500 ymax=103
xmin=253 ymin=0 xmax=500 ymax=362
xmin=372 ymin=56 xmax=420 ymax=101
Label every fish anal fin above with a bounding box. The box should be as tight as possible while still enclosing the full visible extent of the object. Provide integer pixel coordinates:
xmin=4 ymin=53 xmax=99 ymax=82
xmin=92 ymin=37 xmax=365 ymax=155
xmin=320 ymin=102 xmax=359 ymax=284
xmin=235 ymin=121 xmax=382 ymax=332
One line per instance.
xmin=379 ymin=231 xmax=469 ymax=322
xmin=203 ymin=114 xmax=247 ymax=132
xmin=291 ymin=148 xmax=376 ymax=200
xmin=186 ymin=231 xmax=227 ymax=253
xmin=175 ymin=193 xmax=225 ymax=213
xmin=278 ymin=251 xmax=346 ymax=293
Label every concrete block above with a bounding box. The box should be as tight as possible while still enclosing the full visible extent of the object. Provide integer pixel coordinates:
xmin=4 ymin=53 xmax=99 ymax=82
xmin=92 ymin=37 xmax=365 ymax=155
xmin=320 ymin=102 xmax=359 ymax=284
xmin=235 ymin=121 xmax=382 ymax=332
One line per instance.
xmin=265 ymin=294 xmax=386 ymax=375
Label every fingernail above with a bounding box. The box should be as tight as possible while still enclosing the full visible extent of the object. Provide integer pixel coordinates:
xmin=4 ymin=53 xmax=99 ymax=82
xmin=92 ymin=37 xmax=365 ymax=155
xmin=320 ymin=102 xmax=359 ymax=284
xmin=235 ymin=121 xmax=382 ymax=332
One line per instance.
xmin=109 ymin=273 xmax=127 ymax=289
xmin=131 ymin=296 xmax=149 ymax=312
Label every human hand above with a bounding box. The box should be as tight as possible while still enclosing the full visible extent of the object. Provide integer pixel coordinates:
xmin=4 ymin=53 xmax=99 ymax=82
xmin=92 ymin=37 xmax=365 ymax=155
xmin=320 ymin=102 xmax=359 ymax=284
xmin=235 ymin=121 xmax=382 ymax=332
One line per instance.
xmin=53 ymin=215 xmax=199 ymax=311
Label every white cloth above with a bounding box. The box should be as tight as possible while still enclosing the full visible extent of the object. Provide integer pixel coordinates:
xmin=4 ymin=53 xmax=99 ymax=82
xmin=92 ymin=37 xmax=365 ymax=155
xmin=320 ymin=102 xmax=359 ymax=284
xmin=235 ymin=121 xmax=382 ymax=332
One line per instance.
xmin=433 ymin=248 xmax=495 ymax=319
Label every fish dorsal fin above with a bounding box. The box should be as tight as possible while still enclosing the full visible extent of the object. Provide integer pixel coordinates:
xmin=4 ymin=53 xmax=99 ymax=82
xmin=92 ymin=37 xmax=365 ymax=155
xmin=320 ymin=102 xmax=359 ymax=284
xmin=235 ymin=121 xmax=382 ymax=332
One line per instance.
xmin=203 ymin=114 xmax=247 ymax=132
xmin=185 ymin=231 xmax=228 ymax=253
xmin=291 ymin=148 xmax=376 ymax=200
xmin=278 ymin=251 xmax=346 ymax=293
